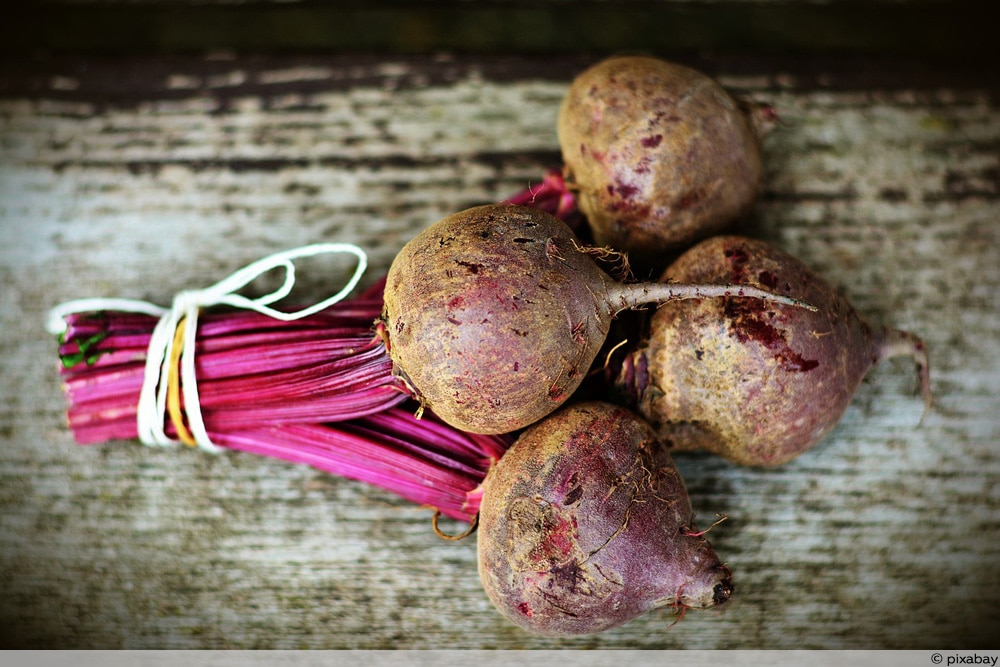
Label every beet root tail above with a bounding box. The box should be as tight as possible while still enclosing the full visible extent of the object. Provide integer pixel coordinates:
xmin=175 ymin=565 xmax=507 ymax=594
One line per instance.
xmin=606 ymin=281 xmax=818 ymax=315
xmin=876 ymin=326 xmax=933 ymax=412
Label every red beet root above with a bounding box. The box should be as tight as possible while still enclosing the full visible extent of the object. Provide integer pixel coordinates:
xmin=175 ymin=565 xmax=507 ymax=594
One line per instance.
xmin=381 ymin=205 xmax=813 ymax=434
xmin=558 ymin=55 xmax=775 ymax=276
xmin=614 ymin=236 xmax=932 ymax=466
xmin=477 ymin=401 xmax=733 ymax=636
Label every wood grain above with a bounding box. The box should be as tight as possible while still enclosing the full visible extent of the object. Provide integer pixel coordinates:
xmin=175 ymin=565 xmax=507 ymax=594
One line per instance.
xmin=1 ymin=54 xmax=998 ymax=649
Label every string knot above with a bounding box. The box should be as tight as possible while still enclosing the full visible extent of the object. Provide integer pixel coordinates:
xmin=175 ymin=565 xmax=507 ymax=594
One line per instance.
xmin=48 ymin=243 xmax=369 ymax=453
xmin=171 ymin=290 xmax=211 ymax=315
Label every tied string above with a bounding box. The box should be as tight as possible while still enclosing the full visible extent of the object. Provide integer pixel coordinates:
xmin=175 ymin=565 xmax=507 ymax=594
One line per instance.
xmin=46 ymin=243 xmax=369 ymax=453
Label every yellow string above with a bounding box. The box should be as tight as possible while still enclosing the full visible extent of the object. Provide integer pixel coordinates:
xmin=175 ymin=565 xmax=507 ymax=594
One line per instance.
xmin=166 ymin=317 xmax=197 ymax=446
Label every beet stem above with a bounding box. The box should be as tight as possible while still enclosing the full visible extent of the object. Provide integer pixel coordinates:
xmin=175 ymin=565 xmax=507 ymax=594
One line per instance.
xmin=737 ymin=97 xmax=780 ymax=139
xmin=501 ymin=168 xmax=583 ymax=234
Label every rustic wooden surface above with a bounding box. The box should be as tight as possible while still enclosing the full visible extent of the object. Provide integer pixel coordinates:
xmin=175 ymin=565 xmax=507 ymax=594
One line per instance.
xmin=1 ymin=52 xmax=998 ymax=649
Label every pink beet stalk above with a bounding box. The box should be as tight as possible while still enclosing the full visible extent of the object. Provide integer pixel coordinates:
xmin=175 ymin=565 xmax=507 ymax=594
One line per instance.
xmin=57 ymin=307 xmax=409 ymax=443
xmin=214 ymin=409 xmax=509 ymax=522
xmin=52 ymin=278 xmax=510 ymax=523
xmin=502 ymin=168 xmax=582 ymax=234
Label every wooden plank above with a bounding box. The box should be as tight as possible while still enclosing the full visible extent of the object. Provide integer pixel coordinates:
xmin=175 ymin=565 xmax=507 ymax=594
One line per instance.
xmin=1 ymin=54 xmax=998 ymax=648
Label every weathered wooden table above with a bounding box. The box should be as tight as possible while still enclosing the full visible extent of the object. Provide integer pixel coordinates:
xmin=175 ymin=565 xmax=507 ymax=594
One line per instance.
xmin=1 ymin=1 xmax=998 ymax=650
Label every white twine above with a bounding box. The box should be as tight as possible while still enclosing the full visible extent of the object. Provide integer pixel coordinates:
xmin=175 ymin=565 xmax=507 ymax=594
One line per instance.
xmin=47 ymin=243 xmax=369 ymax=453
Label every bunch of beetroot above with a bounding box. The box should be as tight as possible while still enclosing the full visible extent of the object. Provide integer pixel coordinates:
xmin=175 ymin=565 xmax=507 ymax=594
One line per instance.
xmin=52 ymin=55 xmax=931 ymax=639
xmin=379 ymin=55 xmax=930 ymax=635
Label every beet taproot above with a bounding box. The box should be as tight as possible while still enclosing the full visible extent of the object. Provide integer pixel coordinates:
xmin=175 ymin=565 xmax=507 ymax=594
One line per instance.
xmin=477 ymin=401 xmax=733 ymax=636
xmin=381 ymin=205 xmax=812 ymax=434
xmin=613 ymin=235 xmax=932 ymax=467
xmin=558 ymin=55 xmax=776 ymax=276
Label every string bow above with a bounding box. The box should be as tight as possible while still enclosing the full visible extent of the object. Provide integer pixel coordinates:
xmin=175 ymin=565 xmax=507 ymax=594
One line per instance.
xmin=47 ymin=243 xmax=369 ymax=453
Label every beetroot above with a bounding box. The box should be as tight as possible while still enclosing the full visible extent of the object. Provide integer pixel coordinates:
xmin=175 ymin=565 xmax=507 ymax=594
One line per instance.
xmin=381 ymin=204 xmax=812 ymax=434
xmin=477 ymin=401 xmax=733 ymax=636
xmin=558 ymin=55 xmax=776 ymax=276
xmin=613 ymin=235 xmax=932 ymax=467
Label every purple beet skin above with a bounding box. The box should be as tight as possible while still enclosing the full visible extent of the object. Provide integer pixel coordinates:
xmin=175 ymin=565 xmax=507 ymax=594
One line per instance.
xmin=558 ymin=56 xmax=776 ymax=276
xmin=477 ymin=401 xmax=733 ymax=636
xmin=614 ymin=236 xmax=932 ymax=466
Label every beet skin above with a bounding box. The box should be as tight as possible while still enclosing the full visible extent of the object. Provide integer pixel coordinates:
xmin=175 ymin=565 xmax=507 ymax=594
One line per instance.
xmin=558 ymin=56 xmax=774 ymax=276
xmin=477 ymin=401 xmax=733 ymax=636
xmin=381 ymin=205 xmax=615 ymax=434
xmin=615 ymin=236 xmax=932 ymax=466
